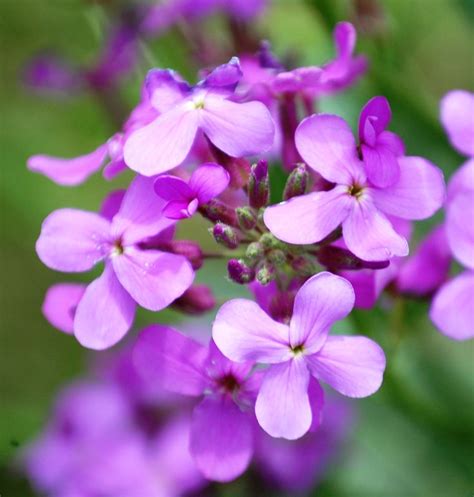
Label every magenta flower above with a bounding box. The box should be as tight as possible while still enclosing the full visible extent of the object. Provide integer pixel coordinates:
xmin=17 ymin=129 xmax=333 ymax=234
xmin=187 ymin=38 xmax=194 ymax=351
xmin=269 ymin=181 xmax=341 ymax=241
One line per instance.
xmin=36 ymin=176 xmax=194 ymax=349
xmin=264 ymin=112 xmax=445 ymax=261
xmin=213 ymin=272 xmax=386 ymax=440
xmin=123 ymin=58 xmax=275 ymax=176
xmin=154 ymin=162 xmax=230 ymax=219
xmin=133 ymin=324 xmax=261 ymax=482
xmin=358 ymin=96 xmax=405 ymax=187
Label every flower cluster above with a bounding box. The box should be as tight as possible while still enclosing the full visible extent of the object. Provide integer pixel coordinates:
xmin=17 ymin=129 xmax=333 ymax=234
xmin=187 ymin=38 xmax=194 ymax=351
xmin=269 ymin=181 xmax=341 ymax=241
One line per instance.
xmin=23 ymin=1 xmax=473 ymax=494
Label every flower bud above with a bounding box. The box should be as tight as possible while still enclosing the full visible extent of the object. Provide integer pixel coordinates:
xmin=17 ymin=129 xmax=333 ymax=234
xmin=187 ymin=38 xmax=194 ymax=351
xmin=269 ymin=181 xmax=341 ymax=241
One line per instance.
xmin=172 ymin=285 xmax=216 ymax=315
xmin=245 ymin=242 xmax=264 ymax=264
xmin=283 ymin=163 xmax=308 ymax=200
xmin=259 ymin=232 xmax=282 ymax=250
xmin=228 ymin=259 xmax=255 ymax=284
xmin=290 ymin=254 xmax=317 ymax=275
xmin=199 ymin=199 xmax=238 ymax=227
xmin=248 ymin=159 xmax=269 ymax=209
xmin=268 ymin=249 xmax=286 ymax=266
xmin=212 ymin=223 xmax=239 ymax=249
xmin=236 ymin=206 xmax=257 ymax=231
xmin=317 ymin=246 xmax=390 ymax=270
xmin=256 ymin=263 xmax=275 ymax=285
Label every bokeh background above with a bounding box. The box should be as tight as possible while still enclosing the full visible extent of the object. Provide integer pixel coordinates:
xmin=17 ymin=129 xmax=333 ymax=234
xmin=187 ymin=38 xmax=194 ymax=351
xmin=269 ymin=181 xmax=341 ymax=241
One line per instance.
xmin=1 ymin=1 xmax=473 ymax=496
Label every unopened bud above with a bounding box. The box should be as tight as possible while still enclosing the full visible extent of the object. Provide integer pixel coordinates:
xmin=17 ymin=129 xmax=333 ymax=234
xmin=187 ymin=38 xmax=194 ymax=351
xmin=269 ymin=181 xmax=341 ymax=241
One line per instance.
xmin=248 ymin=159 xmax=269 ymax=209
xmin=317 ymin=246 xmax=390 ymax=270
xmin=172 ymin=285 xmax=216 ymax=315
xmin=199 ymin=200 xmax=238 ymax=227
xmin=228 ymin=259 xmax=255 ymax=284
xmin=283 ymin=163 xmax=308 ymax=200
xmin=236 ymin=206 xmax=257 ymax=231
xmin=259 ymin=232 xmax=282 ymax=250
xmin=246 ymin=242 xmax=264 ymax=264
xmin=212 ymin=223 xmax=239 ymax=249
xmin=290 ymin=254 xmax=317 ymax=275
xmin=256 ymin=263 xmax=275 ymax=285
xmin=268 ymin=249 xmax=286 ymax=266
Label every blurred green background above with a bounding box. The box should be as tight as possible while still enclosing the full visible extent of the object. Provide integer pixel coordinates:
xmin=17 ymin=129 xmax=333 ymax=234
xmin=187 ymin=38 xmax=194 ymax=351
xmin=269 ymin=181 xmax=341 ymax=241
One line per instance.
xmin=1 ymin=0 xmax=473 ymax=496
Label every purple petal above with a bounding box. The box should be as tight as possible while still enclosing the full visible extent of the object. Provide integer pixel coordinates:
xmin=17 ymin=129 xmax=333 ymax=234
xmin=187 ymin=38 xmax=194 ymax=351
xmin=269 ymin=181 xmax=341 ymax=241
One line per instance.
xmin=27 ymin=143 xmax=108 ymax=186
xmin=397 ymin=225 xmax=451 ymax=295
xmin=189 ymin=163 xmax=230 ymax=203
xmin=446 ymin=190 xmax=474 ymax=269
xmin=74 ymin=265 xmax=136 ymax=350
xmin=162 ymin=198 xmax=199 ymax=219
xmin=358 ymin=96 xmax=391 ymax=142
xmin=308 ymin=378 xmax=325 ymax=431
xmin=378 ymin=130 xmax=405 ymax=156
xmin=440 ymin=90 xmax=474 ymax=157
xmin=256 ymin=358 xmax=312 ymax=440
xmin=447 ymin=159 xmax=474 ymax=200
xmin=361 ymin=143 xmax=400 ymax=188
xmin=123 ymin=105 xmax=199 ymax=176
xmin=42 ymin=283 xmax=86 ymax=334
xmin=133 ymin=324 xmax=208 ymax=395
xmin=343 ymin=199 xmax=408 ymax=261
xmin=334 ymin=21 xmax=356 ymax=60
xmin=263 ymin=186 xmax=352 ymax=244
xmin=200 ymin=96 xmax=275 ymax=157
xmin=190 ymin=396 xmax=253 ymax=482
xmin=201 ymin=57 xmax=242 ymax=91
xmin=307 ymin=335 xmax=386 ymax=397
xmin=213 ymin=299 xmax=291 ymax=364
xmin=295 ymin=114 xmax=363 ymax=184
xmin=145 ymin=69 xmax=190 ymax=112
xmin=36 ymin=209 xmax=111 ymax=272
xmin=112 ymin=247 xmax=194 ymax=311
xmin=111 ymin=175 xmax=176 ymax=244
xmin=154 ymin=175 xmax=193 ymax=202
xmin=100 ymin=189 xmax=126 ymax=221
xmin=372 ymin=156 xmax=445 ymax=220
xmin=430 ymin=271 xmax=474 ymax=341
xmin=289 ymin=272 xmax=355 ymax=352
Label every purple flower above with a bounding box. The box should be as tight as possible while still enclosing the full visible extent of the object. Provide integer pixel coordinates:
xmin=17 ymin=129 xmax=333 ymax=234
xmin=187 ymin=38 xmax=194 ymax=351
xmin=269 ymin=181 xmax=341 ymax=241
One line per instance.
xmin=36 ymin=176 xmax=194 ymax=349
xmin=123 ymin=58 xmax=275 ymax=176
xmin=154 ymin=163 xmax=230 ymax=219
xmin=213 ymin=272 xmax=386 ymax=439
xmin=42 ymin=283 xmax=86 ymax=334
xmin=133 ymin=324 xmax=260 ymax=481
xmin=358 ymin=96 xmax=405 ymax=187
xmin=440 ymin=90 xmax=474 ymax=158
xmin=264 ymin=112 xmax=445 ymax=261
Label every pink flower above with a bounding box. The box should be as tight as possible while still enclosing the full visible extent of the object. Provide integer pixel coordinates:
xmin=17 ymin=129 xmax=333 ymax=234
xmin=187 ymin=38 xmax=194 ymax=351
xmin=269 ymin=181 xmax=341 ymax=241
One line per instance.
xmin=154 ymin=162 xmax=230 ymax=219
xmin=264 ymin=111 xmax=445 ymax=261
xmin=123 ymin=57 xmax=275 ymax=176
xmin=36 ymin=176 xmax=194 ymax=349
xmin=213 ymin=272 xmax=386 ymax=440
xmin=133 ymin=325 xmax=261 ymax=482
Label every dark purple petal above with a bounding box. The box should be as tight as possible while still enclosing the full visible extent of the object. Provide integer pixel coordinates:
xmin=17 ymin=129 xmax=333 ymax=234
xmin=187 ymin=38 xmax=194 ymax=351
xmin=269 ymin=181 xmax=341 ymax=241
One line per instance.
xmin=146 ymin=68 xmax=190 ymax=112
xmin=358 ymin=96 xmax=392 ymax=143
xmin=200 ymin=57 xmax=242 ymax=91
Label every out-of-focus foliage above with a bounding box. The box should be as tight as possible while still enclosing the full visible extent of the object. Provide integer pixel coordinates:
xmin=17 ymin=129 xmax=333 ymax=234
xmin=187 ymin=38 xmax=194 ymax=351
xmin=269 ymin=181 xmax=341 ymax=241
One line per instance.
xmin=0 ymin=1 xmax=473 ymax=495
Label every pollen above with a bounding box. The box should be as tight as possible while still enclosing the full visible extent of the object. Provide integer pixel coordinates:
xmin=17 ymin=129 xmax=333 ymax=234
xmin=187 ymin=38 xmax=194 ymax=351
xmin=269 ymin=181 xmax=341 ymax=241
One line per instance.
xmin=291 ymin=344 xmax=305 ymax=356
xmin=347 ymin=183 xmax=365 ymax=198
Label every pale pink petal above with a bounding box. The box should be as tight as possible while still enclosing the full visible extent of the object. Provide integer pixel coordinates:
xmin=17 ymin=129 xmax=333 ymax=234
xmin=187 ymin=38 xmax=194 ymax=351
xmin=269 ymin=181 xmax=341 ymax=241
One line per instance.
xmin=123 ymin=104 xmax=199 ymax=176
xmin=199 ymin=96 xmax=275 ymax=157
xmin=112 ymin=247 xmax=194 ymax=311
xmin=447 ymin=159 xmax=474 ymax=200
xmin=430 ymin=271 xmax=474 ymax=341
xmin=42 ymin=283 xmax=86 ymax=334
xmin=190 ymin=396 xmax=253 ymax=482
xmin=263 ymin=186 xmax=352 ymax=244
xmin=36 ymin=209 xmax=111 ymax=272
xmin=111 ymin=175 xmax=176 ymax=244
xmin=295 ymin=114 xmax=363 ymax=184
xmin=446 ymin=190 xmax=474 ymax=269
xmin=27 ymin=143 xmax=108 ymax=186
xmin=371 ymin=156 xmax=445 ymax=220
xmin=189 ymin=163 xmax=230 ymax=203
xmin=343 ymin=199 xmax=409 ymax=261
xmin=289 ymin=272 xmax=355 ymax=353
xmin=146 ymin=68 xmax=189 ymax=112
xmin=256 ymin=358 xmax=312 ymax=440
xmin=212 ymin=299 xmax=291 ymax=364
xmin=133 ymin=324 xmax=208 ymax=395
xmin=307 ymin=335 xmax=386 ymax=397
xmin=440 ymin=90 xmax=474 ymax=157
xmin=74 ymin=265 xmax=136 ymax=350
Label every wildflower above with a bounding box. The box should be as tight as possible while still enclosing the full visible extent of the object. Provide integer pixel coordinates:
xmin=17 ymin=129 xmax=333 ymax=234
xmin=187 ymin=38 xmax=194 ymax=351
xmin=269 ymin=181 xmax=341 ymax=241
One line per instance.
xmin=36 ymin=176 xmax=194 ymax=349
xmin=213 ymin=272 xmax=386 ymax=439
xmin=153 ymin=162 xmax=230 ymax=219
xmin=133 ymin=325 xmax=261 ymax=481
xmin=264 ymin=111 xmax=445 ymax=261
xmin=123 ymin=57 xmax=275 ymax=176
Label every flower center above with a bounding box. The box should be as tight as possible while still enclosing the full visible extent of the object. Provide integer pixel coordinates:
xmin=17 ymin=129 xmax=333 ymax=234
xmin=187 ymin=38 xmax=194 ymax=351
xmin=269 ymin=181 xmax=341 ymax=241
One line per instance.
xmin=291 ymin=344 xmax=305 ymax=356
xmin=347 ymin=183 xmax=365 ymax=198
xmin=193 ymin=96 xmax=205 ymax=109
xmin=110 ymin=239 xmax=124 ymax=256
xmin=217 ymin=373 xmax=240 ymax=394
